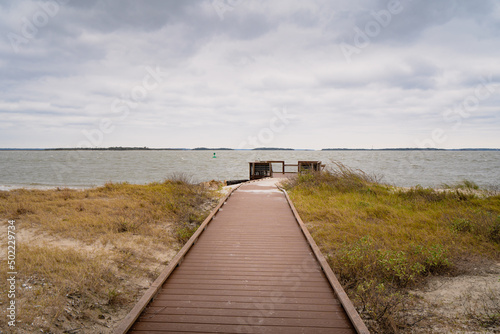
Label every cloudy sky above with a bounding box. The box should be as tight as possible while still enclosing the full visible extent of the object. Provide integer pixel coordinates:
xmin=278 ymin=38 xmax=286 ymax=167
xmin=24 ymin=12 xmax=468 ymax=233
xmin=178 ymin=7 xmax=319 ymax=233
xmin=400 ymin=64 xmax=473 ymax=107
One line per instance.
xmin=1 ymin=0 xmax=499 ymax=149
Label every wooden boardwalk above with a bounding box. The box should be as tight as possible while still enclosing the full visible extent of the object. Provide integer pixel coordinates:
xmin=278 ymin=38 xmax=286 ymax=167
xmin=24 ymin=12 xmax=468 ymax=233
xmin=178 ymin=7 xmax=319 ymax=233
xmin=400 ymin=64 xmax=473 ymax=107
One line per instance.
xmin=115 ymin=179 xmax=369 ymax=334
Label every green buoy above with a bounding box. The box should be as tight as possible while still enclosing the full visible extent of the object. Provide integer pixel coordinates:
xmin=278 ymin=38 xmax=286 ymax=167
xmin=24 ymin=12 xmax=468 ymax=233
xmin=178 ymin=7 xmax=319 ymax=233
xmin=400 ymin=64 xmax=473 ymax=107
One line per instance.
xmin=213 ymin=152 xmax=217 ymax=158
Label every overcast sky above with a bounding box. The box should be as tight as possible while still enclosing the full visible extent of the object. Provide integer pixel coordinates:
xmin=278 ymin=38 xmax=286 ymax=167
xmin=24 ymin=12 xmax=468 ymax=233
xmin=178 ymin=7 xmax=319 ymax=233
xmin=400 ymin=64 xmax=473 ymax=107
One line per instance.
xmin=1 ymin=0 xmax=499 ymax=149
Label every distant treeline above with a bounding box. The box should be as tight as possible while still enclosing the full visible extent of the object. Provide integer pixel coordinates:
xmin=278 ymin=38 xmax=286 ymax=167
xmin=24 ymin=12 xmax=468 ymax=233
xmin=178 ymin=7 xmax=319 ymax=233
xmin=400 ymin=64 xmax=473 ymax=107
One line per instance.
xmin=192 ymin=147 xmax=295 ymax=151
xmin=33 ymin=147 xmax=296 ymax=151
xmin=192 ymin=147 xmax=233 ymax=151
xmin=322 ymin=148 xmax=500 ymax=151
xmin=45 ymin=147 xmax=184 ymax=151
xmin=251 ymin=147 xmax=294 ymax=151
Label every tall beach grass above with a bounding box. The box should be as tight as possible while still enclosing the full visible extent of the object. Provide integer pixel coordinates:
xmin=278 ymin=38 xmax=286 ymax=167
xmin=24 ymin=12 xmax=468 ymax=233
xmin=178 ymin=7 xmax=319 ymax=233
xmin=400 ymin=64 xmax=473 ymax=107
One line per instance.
xmin=283 ymin=163 xmax=500 ymax=333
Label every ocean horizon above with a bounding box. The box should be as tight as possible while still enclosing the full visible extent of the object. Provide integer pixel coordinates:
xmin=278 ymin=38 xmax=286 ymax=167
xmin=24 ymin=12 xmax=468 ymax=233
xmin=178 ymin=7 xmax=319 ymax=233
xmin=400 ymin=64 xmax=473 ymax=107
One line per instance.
xmin=1 ymin=150 xmax=499 ymax=191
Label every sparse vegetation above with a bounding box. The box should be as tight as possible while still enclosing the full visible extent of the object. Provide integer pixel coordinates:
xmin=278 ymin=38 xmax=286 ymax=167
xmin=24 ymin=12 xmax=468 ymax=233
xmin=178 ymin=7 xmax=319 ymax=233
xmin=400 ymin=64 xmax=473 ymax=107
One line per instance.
xmin=442 ymin=179 xmax=480 ymax=191
xmin=463 ymin=286 xmax=500 ymax=328
xmin=283 ymin=163 xmax=500 ymax=333
xmin=0 ymin=179 xmax=221 ymax=332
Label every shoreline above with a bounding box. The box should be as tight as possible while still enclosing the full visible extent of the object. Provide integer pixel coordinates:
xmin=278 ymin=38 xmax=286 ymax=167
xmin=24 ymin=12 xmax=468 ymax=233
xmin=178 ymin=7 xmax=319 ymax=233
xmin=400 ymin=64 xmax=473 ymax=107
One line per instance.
xmin=2 ymin=182 xmax=499 ymax=197
xmin=0 ymin=185 xmax=96 ymax=192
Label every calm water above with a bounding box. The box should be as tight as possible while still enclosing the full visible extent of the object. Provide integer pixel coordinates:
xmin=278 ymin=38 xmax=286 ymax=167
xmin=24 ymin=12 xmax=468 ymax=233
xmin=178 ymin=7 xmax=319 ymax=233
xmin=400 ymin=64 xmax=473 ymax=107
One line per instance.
xmin=0 ymin=150 xmax=499 ymax=190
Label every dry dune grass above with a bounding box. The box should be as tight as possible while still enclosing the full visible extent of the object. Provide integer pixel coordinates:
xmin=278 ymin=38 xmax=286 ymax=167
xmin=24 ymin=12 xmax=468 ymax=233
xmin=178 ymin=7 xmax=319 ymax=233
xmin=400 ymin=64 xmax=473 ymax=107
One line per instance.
xmin=0 ymin=180 xmax=221 ymax=333
xmin=283 ymin=163 xmax=500 ymax=333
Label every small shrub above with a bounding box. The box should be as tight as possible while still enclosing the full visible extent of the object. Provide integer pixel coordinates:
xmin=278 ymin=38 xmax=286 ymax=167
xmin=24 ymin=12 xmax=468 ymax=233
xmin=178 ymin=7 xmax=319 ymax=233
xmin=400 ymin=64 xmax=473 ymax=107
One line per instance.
xmin=106 ymin=288 xmax=124 ymax=305
xmin=451 ymin=218 xmax=473 ymax=233
xmin=175 ymin=225 xmax=197 ymax=243
xmin=377 ymin=249 xmax=425 ymax=286
xmin=335 ymin=238 xmax=379 ymax=282
xmin=450 ymin=215 xmax=500 ymax=243
xmin=398 ymin=186 xmax=448 ymax=203
xmin=115 ymin=218 xmax=140 ymax=233
xmin=423 ymin=244 xmax=450 ymax=273
xmin=456 ymin=180 xmax=480 ymax=190
xmin=355 ymin=279 xmax=409 ymax=333
xmin=16 ymin=202 xmax=35 ymax=215
xmin=334 ymin=237 xmax=450 ymax=288
xmin=167 ymin=172 xmax=194 ymax=184
xmin=489 ymin=216 xmax=500 ymax=243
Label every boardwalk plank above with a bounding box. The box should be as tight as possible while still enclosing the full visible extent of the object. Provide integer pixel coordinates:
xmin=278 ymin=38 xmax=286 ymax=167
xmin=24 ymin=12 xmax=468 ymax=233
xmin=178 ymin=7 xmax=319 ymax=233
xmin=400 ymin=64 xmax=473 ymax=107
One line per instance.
xmin=142 ymin=299 xmax=342 ymax=311
xmin=152 ymin=294 xmax=341 ymax=305
xmin=164 ymin=277 xmax=330 ymax=286
xmin=135 ymin=314 xmax=353 ymax=328
xmin=130 ymin=322 xmax=355 ymax=334
xmin=141 ymin=306 xmax=347 ymax=319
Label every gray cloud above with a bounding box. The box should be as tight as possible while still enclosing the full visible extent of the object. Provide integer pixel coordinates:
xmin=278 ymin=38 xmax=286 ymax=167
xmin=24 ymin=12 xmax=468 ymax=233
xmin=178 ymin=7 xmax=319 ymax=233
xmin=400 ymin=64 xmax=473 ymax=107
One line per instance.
xmin=0 ymin=0 xmax=498 ymax=149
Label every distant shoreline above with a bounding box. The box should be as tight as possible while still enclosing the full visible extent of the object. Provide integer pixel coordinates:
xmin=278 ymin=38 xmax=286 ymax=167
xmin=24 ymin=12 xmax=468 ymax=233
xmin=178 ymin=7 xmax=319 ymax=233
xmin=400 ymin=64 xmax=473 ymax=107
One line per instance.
xmin=0 ymin=147 xmax=499 ymax=151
